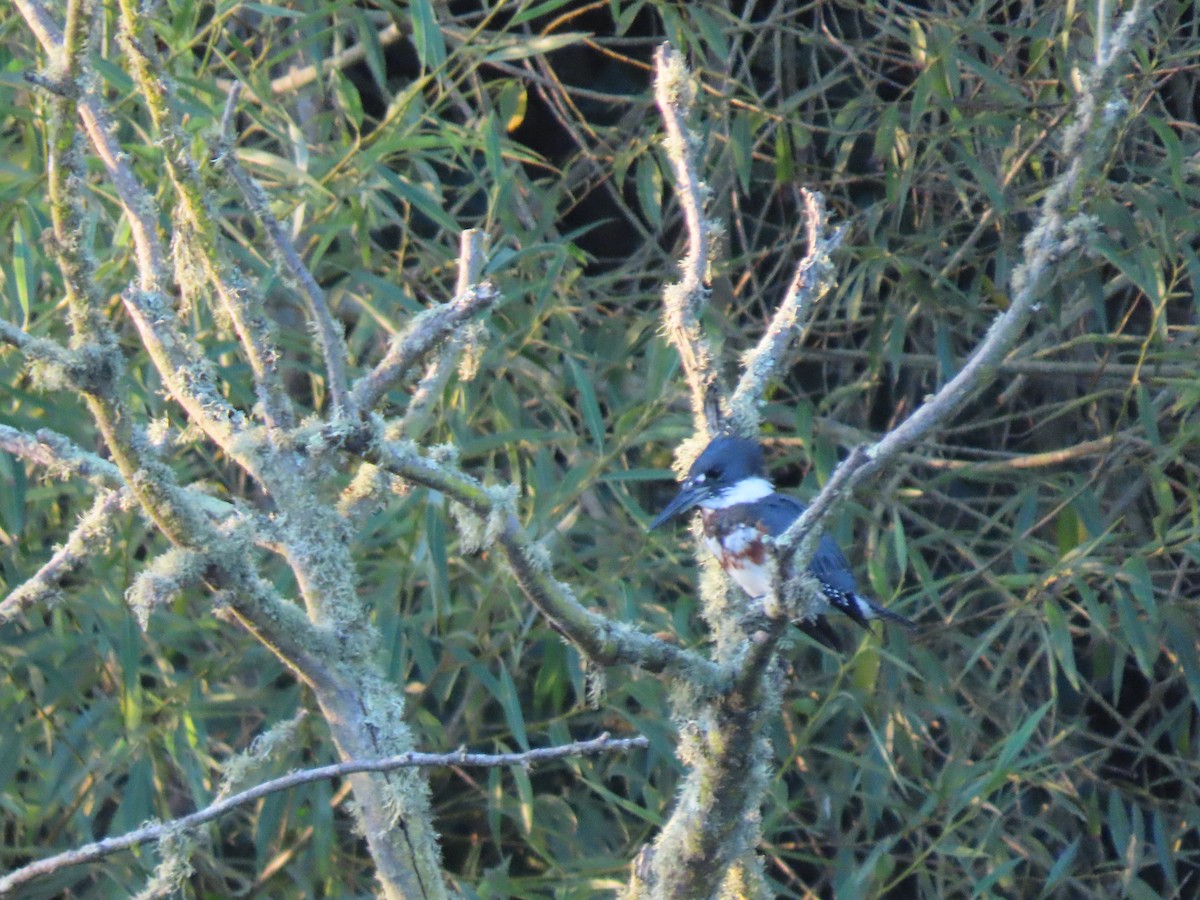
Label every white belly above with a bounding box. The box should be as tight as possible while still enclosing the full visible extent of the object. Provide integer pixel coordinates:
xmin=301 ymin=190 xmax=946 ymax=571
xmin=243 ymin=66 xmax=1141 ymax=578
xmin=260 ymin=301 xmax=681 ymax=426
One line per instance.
xmin=704 ymin=527 xmax=772 ymax=599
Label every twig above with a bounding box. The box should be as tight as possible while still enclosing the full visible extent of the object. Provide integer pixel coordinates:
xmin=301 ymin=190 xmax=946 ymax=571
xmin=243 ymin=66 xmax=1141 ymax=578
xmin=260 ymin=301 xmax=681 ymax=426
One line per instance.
xmin=0 ymin=489 xmax=127 ymax=623
xmin=217 ymin=82 xmax=352 ymax=417
xmin=796 ymin=346 xmax=1194 ymax=382
xmin=728 ymin=189 xmax=845 ymax=432
xmin=349 ymin=283 xmax=501 ymax=415
xmin=399 ymin=229 xmax=487 ymax=437
xmin=0 ymin=423 xmax=123 ymax=485
xmin=653 ymin=44 xmax=721 ymax=434
xmin=0 ymin=734 xmax=649 ymax=896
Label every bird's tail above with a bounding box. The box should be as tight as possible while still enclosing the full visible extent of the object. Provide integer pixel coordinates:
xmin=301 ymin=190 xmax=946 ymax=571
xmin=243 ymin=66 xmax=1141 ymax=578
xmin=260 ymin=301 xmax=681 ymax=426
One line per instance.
xmin=860 ymin=594 xmax=918 ymax=630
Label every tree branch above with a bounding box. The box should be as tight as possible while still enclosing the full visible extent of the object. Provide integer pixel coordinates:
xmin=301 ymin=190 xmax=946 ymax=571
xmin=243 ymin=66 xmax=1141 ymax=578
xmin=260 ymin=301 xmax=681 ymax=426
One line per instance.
xmin=398 ymin=229 xmax=488 ymax=438
xmin=0 ymin=489 xmax=127 ymax=624
xmin=775 ymin=0 xmax=1148 ymax=560
xmin=0 ymin=734 xmax=648 ymax=896
xmin=653 ymin=44 xmax=721 ymax=435
xmin=216 ymin=82 xmax=352 ymax=418
xmin=727 ymin=189 xmax=845 ymax=434
xmin=329 ymin=428 xmax=724 ymax=686
xmin=349 ymin=283 xmax=502 ymax=415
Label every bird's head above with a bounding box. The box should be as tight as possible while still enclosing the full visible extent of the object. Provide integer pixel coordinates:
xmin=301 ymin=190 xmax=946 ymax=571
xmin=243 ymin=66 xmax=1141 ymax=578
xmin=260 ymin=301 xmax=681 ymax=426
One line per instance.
xmin=649 ymin=436 xmax=774 ymax=529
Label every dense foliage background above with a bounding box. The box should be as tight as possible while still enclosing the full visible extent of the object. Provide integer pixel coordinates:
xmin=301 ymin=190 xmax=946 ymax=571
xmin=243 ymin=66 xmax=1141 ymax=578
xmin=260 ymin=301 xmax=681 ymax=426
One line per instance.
xmin=2 ymin=0 xmax=1198 ymax=897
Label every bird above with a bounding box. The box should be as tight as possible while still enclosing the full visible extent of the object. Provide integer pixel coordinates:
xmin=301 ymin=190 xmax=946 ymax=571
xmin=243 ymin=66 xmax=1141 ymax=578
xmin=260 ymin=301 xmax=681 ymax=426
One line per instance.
xmin=650 ymin=435 xmax=916 ymax=634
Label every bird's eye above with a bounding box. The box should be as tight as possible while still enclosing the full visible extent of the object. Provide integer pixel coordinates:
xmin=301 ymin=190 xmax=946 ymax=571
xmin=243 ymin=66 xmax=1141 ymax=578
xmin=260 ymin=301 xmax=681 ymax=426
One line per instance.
xmin=705 ymin=467 xmax=721 ymax=480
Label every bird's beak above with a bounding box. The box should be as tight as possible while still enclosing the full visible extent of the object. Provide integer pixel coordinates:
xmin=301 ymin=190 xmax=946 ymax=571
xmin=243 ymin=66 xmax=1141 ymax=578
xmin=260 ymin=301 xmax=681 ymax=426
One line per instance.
xmin=649 ymin=482 xmax=706 ymax=530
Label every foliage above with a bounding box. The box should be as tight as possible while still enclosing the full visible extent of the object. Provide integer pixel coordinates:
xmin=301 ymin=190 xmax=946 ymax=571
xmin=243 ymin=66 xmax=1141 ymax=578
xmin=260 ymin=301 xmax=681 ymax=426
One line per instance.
xmin=1 ymin=0 xmax=1198 ymax=897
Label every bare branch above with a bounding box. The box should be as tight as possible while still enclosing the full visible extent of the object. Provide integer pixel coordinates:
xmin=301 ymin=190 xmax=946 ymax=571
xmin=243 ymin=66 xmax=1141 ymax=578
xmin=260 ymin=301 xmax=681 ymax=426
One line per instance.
xmin=0 ymin=734 xmax=648 ymax=896
xmin=14 ymin=0 xmax=166 ymax=288
xmin=15 ymin=0 xmax=273 ymax=472
xmin=774 ymin=0 xmax=1147 ymax=561
xmin=323 ymin=428 xmax=723 ymax=686
xmin=113 ymin=13 xmax=296 ymax=436
xmin=0 ymin=423 xmax=123 ymax=486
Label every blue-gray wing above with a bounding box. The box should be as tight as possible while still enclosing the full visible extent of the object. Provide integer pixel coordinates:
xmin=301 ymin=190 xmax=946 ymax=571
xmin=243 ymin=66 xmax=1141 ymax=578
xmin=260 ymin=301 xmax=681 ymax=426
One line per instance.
xmin=750 ymin=494 xmax=859 ymax=595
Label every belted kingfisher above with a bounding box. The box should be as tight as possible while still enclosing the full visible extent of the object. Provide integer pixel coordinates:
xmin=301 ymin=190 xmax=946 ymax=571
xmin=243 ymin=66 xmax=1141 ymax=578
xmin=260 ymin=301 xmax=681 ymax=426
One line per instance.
xmin=650 ymin=436 xmax=915 ymax=632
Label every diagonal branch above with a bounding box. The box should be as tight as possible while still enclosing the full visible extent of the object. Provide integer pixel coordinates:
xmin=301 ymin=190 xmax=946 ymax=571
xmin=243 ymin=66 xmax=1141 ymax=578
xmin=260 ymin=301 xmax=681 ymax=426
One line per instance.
xmin=324 ymin=427 xmax=723 ymax=686
xmin=0 ymin=489 xmax=127 ymax=624
xmin=775 ymin=0 xmax=1148 ymax=561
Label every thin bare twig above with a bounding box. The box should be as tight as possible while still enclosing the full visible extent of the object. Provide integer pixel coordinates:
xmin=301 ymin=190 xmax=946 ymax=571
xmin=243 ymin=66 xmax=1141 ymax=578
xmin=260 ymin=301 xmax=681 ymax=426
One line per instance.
xmin=728 ymin=189 xmax=845 ymax=431
xmin=0 ymin=734 xmax=648 ymax=896
xmin=399 ymin=229 xmax=488 ymax=437
xmin=349 ymin=283 xmax=501 ymax=415
xmin=217 ymin=82 xmax=352 ymax=417
xmin=798 ymin=346 xmax=1194 ymax=382
xmin=0 ymin=489 xmax=126 ymax=623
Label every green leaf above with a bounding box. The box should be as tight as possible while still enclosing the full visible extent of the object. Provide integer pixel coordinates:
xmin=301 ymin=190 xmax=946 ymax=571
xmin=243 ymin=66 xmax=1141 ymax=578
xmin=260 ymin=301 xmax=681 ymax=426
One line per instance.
xmin=995 ymin=699 xmax=1051 ymax=771
xmin=891 ymin=512 xmax=908 ymax=576
xmin=483 ymin=33 xmax=587 ymax=63
xmin=332 ymin=70 xmax=364 ymax=132
xmin=774 ymin=123 xmax=793 ymax=184
xmin=510 ymin=0 xmax=578 ymax=27
xmin=1043 ymin=600 xmax=1080 ymax=690
xmin=1121 ymin=555 xmax=1158 ymax=622
xmin=566 ymin=356 xmax=604 ymax=449
xmin=1040 ymin=837 xmax=1079 ymax=896
xmin=635 ymin=153 xmax=663 ymax=228
xmin=731 ymin=111 xmax=752 ymax=193
xmin=374 ymin=167 xmax=460 ymax=232
xmin=1115 ymin=586 xmax=1156 ymax=678
xmin=409 ymin=0 xmax=446 ymax=71
xmin=512 ymin=762 xmax=534 ymax=834
xmin=424 ymin=500 xmax=449 ymax=616
xmin=0 ymin=452 xmax=26 ymax=540
xmin=497 ymin=666 xmax=529 ymax=751
xmin=11 ymin=216 xmax=35 ymax=324
xmin=1135 ymin=383 xmax=1163 ymax=447
xmin=1106 ymin=791 xmax=1131 ymax=859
